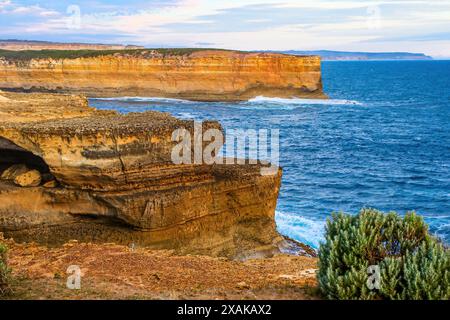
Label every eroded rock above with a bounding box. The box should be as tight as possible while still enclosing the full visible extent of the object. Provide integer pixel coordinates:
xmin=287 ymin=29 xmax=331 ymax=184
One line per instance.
xmin=0 ymin=92 xmax=286 ymax=258
xmin=1 ymin=164 xmax=29 ymax=180
xmin=14 ymin=169 xmax=41 ymax=187
xmin=42 ymin=180 xmax=58 ymax=188
xmin=0 ymin=51 xmax=325 ymax=101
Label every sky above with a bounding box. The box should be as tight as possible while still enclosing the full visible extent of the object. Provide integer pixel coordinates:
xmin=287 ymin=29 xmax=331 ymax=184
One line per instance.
xmin=0 ymin=0 xmax=449 ymax=58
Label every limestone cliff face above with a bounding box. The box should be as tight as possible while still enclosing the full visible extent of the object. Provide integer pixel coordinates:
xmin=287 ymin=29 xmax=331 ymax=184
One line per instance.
xmin=0 ymin=50 xmax=325 ymax=101
xmin=0 ymin=92 xmax=286 ymax=258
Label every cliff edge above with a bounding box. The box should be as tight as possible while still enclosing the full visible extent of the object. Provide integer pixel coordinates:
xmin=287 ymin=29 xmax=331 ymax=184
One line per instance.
xmin=0 ymin=91 xmax=303 ymax=259
xmin=0 ymin=49 xmax=325 ymax=101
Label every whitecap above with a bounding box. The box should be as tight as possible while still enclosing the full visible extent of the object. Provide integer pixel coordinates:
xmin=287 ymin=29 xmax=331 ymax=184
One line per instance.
xmin=173 ymin=112 xmax=196 ymax=119
xmin=90 ymin=96 xmax=194 ymax=104
xmin=247 ymin=96 xmax=362 ymax=106
xmin=275 ymin=210 xmax=326 ymax=249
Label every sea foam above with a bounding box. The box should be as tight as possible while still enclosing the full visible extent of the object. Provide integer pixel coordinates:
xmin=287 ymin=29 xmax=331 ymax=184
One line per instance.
xmin=248 ymin=96 xmax=362 ymax=106
xmin=275 ymin=210 xmax=326 ymax=249
xmin=91 ymin=96 xmax=194 ymax=103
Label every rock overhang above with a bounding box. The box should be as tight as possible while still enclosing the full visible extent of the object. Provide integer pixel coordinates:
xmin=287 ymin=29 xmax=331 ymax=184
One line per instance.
xmin=0 ymin=92 xmax=285 ymax=258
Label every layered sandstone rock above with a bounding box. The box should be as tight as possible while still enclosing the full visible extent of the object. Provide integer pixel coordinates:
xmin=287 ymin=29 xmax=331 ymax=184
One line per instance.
xmin=0 ymin=50 xmax=325 ymax=101
xmin=1 ymin=164 xmax=29 ymax=180
xmin=0 ymin=92 xmax=287 ymax=258
xmin=14 ymin=169 xmax=42 ymax=187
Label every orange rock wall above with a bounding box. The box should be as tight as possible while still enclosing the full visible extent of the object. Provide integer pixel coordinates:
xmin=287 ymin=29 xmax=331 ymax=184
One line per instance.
xmin=0 ymin=51 xmax=324 ymax=101
xmin=0 ymin=92 xmax=285 ymax=258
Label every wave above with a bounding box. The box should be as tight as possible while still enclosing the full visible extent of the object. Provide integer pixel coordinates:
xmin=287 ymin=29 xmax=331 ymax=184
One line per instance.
xmin=90 ymin=96 xmax=194 ymax=104
xmin=275 ymin=210 xmax=326 ymax=249
xmin=172 ymin=112 xmax=197 ymax=119
xmin=90 ymin=96 xmax=362 ymax=108
xmin=276 ymin=211 xmax=450 ymax=250
xmin=247 ymin=96 xmax=362 ymax=106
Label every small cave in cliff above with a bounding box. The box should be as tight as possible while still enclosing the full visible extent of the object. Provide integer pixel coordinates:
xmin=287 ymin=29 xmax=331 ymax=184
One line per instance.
xmin=0 ymin=137 xmax=51 ymax=182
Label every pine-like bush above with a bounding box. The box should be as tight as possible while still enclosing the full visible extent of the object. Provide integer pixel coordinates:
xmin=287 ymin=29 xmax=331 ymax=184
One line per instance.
xmin=318 ymin=208 xmax=450 ymax=300
xmin=0 ymin=241 xmax=11 ymax=296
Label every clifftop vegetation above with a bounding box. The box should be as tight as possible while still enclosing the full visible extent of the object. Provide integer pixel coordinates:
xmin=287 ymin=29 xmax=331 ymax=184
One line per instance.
xmin=0 ymin=48 xmax=235 ymax=61
xmin=318 ymin=209 xmax=450 ymax=300
xmin=0 ymin=239 xmax=11 ymax=296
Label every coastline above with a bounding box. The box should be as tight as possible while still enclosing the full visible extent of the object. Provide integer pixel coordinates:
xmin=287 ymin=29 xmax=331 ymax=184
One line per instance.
xmin=0 ymin=49 xmax=326 ymax=102
xmin=0 ymin=91 xmax=298 ymax=260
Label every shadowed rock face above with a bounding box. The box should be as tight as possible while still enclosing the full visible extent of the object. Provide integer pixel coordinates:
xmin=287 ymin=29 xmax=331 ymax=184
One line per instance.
xmin=0 ymin=138 xmax=50 ymax=174
xmin=0 ymin=50 xmax=325 ymax=101
xmin=0 ymin=92 xmax=285 ymax=258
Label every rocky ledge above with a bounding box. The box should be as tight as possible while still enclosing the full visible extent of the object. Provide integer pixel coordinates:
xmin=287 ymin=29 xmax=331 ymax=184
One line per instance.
xmin=0 ymin=91 xmax=311 ymax=259
xmin=3 ymin=238 xmax=319 ymax=300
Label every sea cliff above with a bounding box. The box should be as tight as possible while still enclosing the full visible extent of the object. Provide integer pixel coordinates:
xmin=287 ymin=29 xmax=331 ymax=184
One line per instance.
xmin=0 ymin=91 xmax=314 ymax=259
xmin=0 ymin=50 xmax=325 ymax=101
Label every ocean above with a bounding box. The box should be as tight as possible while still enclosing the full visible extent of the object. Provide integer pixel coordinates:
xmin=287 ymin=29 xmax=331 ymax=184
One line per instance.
xmin=90 ymin=60 xmax=450 ymax=249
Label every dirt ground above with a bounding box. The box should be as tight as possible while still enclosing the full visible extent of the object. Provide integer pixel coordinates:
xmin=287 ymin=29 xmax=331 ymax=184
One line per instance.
xmin=2 ymin=239 xmax=320 ymax=300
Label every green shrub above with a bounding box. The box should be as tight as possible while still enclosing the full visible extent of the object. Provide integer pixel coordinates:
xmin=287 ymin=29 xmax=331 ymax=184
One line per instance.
xmin=318 ymin=208 xmax=450 ymax=300
xmin=0 ymin=241 xmax=11 ymax=296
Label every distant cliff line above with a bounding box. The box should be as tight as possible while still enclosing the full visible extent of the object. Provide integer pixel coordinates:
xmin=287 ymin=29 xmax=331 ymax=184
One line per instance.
xmin=0 ymin=40 xmax=432 ymax=60
xmin=0 ymin=49 xmax=325 ymax=102
xmin=277 ymin=50 xmax=433 ymax=61
xmin=0 ymin=39 xmax=143 ymax=51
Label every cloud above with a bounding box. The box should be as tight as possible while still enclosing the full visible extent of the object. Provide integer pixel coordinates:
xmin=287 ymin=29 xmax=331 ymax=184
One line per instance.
xmin=0 ymin=0 xmax=449 ymax=56
xmin=10 ymin=5 xmax=59 ymax=16
xmin=366 ymin=32 xmax=450 ymax=43
xmin=194 ymin=41 xmax=216 ymax=46
xmin=0 ymin=0 xmax=11 ymax=11
xmin=0 ymin=1 xmax=59 ymax=17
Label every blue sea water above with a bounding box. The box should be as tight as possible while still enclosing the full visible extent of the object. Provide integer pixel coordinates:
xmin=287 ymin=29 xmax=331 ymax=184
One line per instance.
xmin=90 ymin=61 xmax=450 ymax=249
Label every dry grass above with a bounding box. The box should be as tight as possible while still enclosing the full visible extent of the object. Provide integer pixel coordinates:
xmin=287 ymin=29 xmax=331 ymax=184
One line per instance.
xmin=3 ymin=239 xmax=320 ymax=300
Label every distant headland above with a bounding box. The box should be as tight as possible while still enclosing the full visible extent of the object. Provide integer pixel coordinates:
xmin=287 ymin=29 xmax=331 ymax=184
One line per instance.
xmin=0 ymin=40 xmax=433 ymax=61
xmin=277 ymin=50 xmax=433 ymax=61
